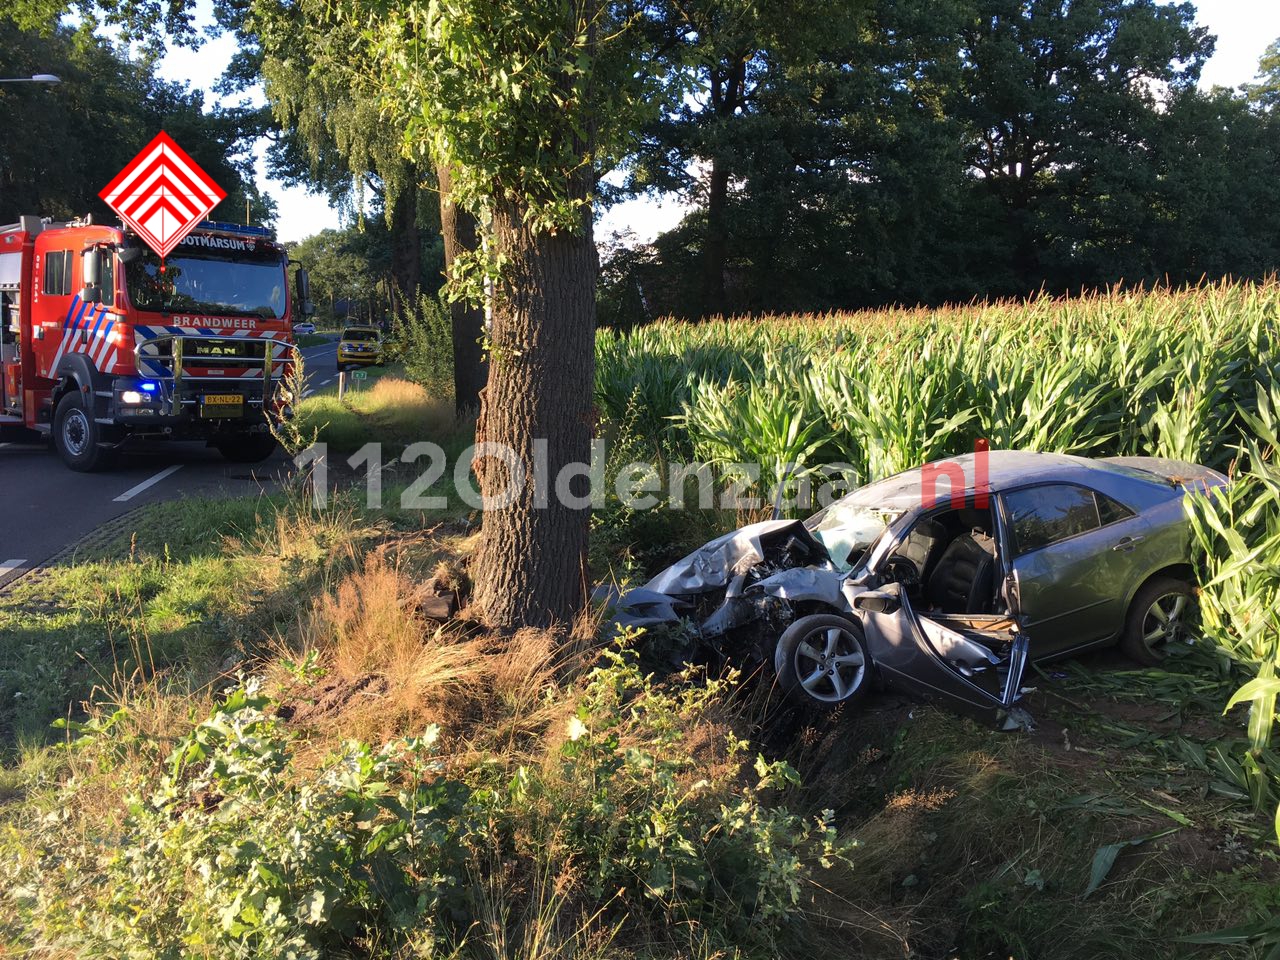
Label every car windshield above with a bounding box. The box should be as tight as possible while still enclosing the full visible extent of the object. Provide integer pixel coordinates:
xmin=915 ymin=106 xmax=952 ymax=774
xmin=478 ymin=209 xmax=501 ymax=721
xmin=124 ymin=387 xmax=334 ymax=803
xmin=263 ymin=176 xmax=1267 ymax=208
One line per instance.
xmin=344 ymin=329 xmax=379 ymax=341
xmin=126 ymin=251 xmax=287 ymax=319
xmin=805 ymin=503 xmax=906 ymax=573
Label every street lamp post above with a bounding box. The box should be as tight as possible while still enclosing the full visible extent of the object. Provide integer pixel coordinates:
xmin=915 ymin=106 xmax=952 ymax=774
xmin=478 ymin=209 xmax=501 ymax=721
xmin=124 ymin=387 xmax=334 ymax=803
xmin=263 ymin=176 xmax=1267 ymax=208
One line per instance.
xmin=0 ymin=75 xmax=61 ymax=84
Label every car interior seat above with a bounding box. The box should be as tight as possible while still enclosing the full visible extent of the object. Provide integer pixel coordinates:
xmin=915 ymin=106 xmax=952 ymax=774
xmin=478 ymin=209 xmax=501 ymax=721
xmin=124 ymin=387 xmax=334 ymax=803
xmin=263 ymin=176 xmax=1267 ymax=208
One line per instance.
xmin=926 ymin=530 xmax=997 ymax=613
xmin=897 ymin=519 xmax=944 ymax=579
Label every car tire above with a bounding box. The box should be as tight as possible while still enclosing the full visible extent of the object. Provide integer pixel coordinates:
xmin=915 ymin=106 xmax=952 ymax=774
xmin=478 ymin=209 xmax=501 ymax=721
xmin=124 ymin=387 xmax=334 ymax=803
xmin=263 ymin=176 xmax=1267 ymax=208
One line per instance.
xmin=53 ymin=391 xmax=111 ymax=471
xmin=215 ymin=434 xmax=279 ymax=464
xmin=1120 ymin=576 xmax=1194 ymax=666
xmin=774 ymin=614 xmax=872 ymax=710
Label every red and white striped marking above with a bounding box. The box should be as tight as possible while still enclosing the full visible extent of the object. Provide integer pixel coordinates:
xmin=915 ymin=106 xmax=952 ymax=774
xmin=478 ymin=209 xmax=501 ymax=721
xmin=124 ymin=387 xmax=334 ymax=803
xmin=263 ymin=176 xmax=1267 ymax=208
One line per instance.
xmin=98 ymin=131 xmax=226 ymax=259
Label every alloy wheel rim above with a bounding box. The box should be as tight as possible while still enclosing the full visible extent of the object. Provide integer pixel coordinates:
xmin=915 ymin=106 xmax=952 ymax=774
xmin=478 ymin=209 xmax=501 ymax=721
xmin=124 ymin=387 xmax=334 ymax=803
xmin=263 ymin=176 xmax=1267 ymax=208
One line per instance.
xmin=1142 ymin=592 xmax=1188 ymax=651
xmin=63 ymin=409 xmax=89 ymax=457
xmin=794 ymin=626 xmax=865 ymax=703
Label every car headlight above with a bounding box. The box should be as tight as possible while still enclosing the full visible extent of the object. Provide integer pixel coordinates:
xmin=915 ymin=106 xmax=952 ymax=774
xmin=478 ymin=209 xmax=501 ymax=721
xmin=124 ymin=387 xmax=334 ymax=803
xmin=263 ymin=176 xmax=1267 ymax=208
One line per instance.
xmin=121 ymin=390 xmax=145 ymax=404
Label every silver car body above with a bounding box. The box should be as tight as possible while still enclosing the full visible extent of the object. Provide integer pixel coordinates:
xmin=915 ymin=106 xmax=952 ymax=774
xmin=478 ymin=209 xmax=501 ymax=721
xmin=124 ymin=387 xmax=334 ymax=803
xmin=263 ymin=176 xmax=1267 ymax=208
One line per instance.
xmin=613 ymin=451 xmax=1226 ymax=725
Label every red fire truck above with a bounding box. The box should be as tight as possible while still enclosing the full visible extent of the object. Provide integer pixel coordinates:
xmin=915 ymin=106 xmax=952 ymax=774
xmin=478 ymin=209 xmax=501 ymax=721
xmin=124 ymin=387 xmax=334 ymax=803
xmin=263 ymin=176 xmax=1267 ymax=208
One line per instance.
xmin=0 ymin=215 xmax=311 ymax=470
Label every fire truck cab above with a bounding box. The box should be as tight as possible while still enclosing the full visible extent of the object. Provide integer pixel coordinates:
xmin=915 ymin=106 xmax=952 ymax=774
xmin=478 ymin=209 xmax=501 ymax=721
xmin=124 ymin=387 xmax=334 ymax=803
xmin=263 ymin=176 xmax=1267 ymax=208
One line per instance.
xmin=0 ymin=215 xmax=310 ymax=471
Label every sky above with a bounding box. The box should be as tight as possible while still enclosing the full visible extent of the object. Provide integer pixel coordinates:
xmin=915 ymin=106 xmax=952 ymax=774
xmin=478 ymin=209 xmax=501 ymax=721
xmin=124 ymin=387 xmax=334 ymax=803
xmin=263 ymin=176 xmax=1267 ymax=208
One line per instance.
xmin=152 ymin=0 xmax=1280 ymax=245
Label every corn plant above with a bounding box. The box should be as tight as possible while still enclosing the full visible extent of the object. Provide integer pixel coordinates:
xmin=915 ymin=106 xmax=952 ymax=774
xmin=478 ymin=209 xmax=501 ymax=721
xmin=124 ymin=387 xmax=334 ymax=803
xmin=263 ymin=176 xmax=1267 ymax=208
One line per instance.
xmin=679 ymin=353 xmax=839 ymax=499
xmin=1186 ymin=382 xmax=1280 ymax=838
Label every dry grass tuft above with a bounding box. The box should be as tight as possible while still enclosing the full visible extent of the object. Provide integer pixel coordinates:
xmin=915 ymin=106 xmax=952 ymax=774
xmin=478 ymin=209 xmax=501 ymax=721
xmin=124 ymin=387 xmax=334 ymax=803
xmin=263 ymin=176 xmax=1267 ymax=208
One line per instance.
xmin=283 ymin=552 xmax=487 ymax=745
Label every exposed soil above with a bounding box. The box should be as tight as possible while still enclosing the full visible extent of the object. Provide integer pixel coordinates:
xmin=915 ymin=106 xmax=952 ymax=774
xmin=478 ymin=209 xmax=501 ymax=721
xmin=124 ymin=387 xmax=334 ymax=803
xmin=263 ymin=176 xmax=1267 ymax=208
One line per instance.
xmin=276 ymin=673 xmax=390 ymax=725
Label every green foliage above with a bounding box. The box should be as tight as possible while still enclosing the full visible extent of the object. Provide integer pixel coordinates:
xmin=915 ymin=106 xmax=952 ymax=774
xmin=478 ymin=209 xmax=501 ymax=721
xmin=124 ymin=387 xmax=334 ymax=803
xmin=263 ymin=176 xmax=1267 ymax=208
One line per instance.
xmin=474 ymin=640 xmax=851 ymax=943
xmin=601 ymin=0 xmax=1280 ymax=317
xmin=358 ymin=0 xmax=660 ymax=240
xmin=5 ymin=644 xmax=850 ymax=957
xmin=289 ymin=226 xmax=393 ymax=325
xmin=10 ymin=680 xmax=470 ymax=958
xmin=396 ymin=292 xmax=456 ymax=398
xmin=681 ymin=355 xmax=839 ymax=496
xmin=1246 ymin=37 xmax=1280 ymax=110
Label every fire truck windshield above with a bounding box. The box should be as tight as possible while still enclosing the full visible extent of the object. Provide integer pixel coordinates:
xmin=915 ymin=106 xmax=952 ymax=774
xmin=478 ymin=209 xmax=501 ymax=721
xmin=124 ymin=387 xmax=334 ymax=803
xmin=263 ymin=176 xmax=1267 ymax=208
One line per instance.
xmin=125 ymin=251 xmax=287 ymax=319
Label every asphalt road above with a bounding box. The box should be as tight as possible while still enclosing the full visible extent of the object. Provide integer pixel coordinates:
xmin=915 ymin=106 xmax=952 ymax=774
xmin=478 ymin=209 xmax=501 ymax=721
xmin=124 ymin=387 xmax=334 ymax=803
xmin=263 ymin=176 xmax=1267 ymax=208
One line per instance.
xmin=0 ymin=338 xmax=339 ymax=588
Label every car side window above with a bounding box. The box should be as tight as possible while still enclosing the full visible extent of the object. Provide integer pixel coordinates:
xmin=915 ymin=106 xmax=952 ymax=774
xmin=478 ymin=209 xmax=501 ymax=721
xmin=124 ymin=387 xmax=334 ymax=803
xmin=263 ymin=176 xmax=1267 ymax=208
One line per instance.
xmin=1004 ymin=484 xmax=1102 ymax=556
xmin=1095 ymin=491 xmax=1134 ymax=526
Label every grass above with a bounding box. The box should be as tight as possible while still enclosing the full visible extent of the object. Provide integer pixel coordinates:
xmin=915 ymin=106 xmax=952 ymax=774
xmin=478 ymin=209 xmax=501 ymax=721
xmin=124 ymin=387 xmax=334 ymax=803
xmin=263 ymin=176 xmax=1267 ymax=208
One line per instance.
xmin=292 ymin=369 xmax=470 ymax=456
xmin=294 ymin=333 xmax=333 ymax=348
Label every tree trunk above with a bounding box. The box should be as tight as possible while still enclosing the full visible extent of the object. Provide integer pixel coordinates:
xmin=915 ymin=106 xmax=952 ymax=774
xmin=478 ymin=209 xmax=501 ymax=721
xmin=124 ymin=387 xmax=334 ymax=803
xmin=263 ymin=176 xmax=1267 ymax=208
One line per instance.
xmin=437 ymin=163 xmax=489 ymax=416
xmin=699 ymin=53 xmax=746 ymax=320
xmin=470 ymin=198 xmax=597 ymax=629
xmin=701 ymin=152 xmax=730 ymax=318
xmin=389 ymin=176 xmax=421 ymax=320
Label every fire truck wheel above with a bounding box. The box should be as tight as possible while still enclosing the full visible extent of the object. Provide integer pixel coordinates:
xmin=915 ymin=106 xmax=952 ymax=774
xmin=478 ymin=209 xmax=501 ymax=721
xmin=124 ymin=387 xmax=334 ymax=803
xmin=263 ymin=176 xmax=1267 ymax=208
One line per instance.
xmin=54 ymin=392 xmax=112 ymax=472
xmin=215 ymin=434 xmax=279 ymax=463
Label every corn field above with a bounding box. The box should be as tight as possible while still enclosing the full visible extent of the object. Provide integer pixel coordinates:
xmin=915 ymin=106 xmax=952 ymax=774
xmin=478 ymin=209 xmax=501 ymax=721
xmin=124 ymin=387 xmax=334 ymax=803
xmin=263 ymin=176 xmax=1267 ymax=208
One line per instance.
xmin=596 ymin=279 xmax=1280 ymax=840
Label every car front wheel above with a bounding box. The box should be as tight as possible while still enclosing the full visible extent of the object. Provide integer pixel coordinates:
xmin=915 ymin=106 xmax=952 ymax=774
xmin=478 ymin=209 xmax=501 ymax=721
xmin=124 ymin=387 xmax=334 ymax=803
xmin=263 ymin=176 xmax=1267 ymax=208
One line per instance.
xmin=1120 ymin=577 xmax=1194 ymax=666
xmin=774 ymin=614 xmax=872 ymax=710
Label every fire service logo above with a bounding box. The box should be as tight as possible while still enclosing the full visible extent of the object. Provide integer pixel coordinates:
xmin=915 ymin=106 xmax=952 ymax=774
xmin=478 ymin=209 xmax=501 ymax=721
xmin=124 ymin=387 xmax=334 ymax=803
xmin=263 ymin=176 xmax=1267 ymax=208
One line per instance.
xmin=99 ymin=131 xmax=226 ymax=261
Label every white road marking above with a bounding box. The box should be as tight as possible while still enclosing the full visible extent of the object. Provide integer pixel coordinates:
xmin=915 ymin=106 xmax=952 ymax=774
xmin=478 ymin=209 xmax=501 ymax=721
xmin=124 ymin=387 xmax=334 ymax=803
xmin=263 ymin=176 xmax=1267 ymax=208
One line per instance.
xmin=113 ymin=464 xmax=183 ymax=502
xmin=0 ymin=442 xmax=10 ymax=449
xmin=301 ymin=376 xmax=337 ymax=399
xmin=0 ymin=559 xmax=26 ymax=578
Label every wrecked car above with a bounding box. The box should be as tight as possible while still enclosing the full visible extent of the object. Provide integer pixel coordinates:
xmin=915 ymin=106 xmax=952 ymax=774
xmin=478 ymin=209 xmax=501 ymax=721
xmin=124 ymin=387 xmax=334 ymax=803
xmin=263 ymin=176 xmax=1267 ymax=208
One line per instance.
xmin=612 ymin=451 xmax=1227 ymax=728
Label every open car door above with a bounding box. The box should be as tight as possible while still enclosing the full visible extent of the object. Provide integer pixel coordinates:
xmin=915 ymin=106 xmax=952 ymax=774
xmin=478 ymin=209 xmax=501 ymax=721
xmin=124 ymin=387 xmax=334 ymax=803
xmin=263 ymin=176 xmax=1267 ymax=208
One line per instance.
xmin=854 ymin=582 xmax=1031 ymax=729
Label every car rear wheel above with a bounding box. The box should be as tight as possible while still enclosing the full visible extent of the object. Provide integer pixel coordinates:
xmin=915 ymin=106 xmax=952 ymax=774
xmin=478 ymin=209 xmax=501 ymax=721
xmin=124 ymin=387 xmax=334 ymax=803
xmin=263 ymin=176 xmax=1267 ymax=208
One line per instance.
xmin=1120 ymin=577 xmax=1194 ymax=666
xmin=54 ymin=391 xmax=112 ymax=472
xmin=774 ymin=614 xmax=872 ymax=710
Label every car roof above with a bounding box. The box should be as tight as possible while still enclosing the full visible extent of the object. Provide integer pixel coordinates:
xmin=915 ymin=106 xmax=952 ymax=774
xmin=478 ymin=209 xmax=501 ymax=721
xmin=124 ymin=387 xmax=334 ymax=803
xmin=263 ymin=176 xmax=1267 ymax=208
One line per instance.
xmin=834 ymin=450 xmax=1182 ymax=515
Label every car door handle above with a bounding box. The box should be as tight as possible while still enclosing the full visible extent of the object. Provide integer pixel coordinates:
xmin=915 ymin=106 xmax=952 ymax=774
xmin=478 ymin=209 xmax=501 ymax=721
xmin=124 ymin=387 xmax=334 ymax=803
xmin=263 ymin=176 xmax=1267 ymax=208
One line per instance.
xmin=1111 ymin=536 xmax=1145 ymax=552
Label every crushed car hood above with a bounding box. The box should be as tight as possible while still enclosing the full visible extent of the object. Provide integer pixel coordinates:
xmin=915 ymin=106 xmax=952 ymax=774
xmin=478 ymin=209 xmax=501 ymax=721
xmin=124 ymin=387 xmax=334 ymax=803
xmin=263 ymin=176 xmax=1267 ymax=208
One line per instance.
xmin=644 ymin=520 xmax=817 ymax=595
xmin=610 ymin=520 xmax=844 ymax=633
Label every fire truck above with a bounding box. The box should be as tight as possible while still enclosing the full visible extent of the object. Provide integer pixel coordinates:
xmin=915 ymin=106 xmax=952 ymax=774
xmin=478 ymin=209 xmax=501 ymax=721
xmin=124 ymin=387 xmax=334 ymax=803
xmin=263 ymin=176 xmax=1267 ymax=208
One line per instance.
xmin=0 ymin=215 xmax=311 ymax=470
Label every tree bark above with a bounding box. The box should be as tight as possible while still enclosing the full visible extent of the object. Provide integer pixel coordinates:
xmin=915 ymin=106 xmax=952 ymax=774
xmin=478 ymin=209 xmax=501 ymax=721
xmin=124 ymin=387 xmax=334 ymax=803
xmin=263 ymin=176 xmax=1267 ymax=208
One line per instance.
xmin=436 ymin=163 xmax=489 ymax=416
xmin=470 ymin=199 xmax=597 ymax=629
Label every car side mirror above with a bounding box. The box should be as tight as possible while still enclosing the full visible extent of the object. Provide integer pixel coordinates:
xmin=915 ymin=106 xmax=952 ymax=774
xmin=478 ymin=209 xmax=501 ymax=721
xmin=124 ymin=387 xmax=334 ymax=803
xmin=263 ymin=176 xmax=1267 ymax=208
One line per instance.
xmin=81 ymin=248 xmax=102 ymax=303
xmin=854 ymin=589 xmax=901 ymax=615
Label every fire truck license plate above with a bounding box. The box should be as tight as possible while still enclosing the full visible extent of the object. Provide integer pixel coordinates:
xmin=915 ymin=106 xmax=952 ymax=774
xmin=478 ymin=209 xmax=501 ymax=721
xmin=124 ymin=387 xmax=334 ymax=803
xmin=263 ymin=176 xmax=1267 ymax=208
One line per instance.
xmin=200 ymin=394 xmax=244 ymax=418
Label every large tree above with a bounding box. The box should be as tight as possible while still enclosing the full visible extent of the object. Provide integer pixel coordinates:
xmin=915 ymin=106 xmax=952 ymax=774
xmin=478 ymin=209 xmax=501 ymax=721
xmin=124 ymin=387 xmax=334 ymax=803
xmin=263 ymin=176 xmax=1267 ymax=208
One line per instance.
xmin=220 ymin=0 xmax=489 ymax=413
xmin=1247 ymin=37 xmax=1280 ymax=110
xmin=955 ymin=0 xmax=1212 ymax=289
xmin=350 ymin=0 xmax=661 ymax=627
xmin=622 ymin=0 xmax=867 ymax=318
